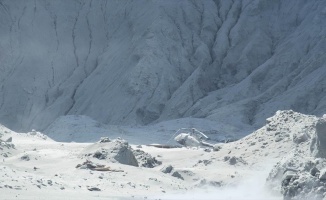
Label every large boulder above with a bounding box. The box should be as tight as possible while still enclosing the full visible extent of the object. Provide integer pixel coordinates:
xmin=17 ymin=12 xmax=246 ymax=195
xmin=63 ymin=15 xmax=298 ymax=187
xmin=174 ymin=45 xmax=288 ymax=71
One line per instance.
xmin=132 ymin=149 xmax=161 ymax=168
xmin=319 ymin=169 xmax=326 ymax=180
xmin=280 ymin=162 xmax=326 ymax=200
xmin=311 ymin=117 xmax=326 ymax=158
xmin=83 ymin=138 xmax=139 ymax=167
xmin=267 ymin=151 xmax=326 ymax=200
xmin=265 ymin=113 xmax=326 ymax=200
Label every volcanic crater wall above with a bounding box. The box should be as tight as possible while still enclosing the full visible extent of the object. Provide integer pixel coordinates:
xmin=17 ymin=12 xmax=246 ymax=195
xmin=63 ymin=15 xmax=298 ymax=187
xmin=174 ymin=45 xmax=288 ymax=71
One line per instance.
xmin=0 ymin=0 xmax=326 ymax=131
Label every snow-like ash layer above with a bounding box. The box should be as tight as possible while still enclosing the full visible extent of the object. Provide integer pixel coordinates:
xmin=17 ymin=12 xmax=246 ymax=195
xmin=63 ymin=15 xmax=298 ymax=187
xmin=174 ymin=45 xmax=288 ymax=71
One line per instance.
xmin=1 ymin=110 xmax=326 ymax=200
xmin=1 ymin=0 xmax=326 ymax=134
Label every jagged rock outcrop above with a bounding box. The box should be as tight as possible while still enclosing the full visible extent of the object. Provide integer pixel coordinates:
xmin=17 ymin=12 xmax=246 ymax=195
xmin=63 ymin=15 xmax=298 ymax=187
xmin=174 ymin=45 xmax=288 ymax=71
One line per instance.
xmin=82 ymin=137 xmax=160 ymax=168
xmin=132 ymin=149 xmax=161 ymax=168
xmin=265 ymin=112 xmax=326 ymax=200
xmin=311 ymin=117 xmax=326 ymax=158
xmin=83 ymin=138 xmax=138 ymax=167
xmin=268 ymin=154 xmax=326 ymax=200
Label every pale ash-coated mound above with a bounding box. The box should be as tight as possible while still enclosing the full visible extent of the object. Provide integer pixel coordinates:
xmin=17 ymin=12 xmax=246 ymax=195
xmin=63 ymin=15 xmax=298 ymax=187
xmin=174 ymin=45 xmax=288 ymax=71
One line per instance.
xmin=82 ymin=138 xmax=139 ymax=167
xmin=266 ymin=112 xmax=326 ymax=200
xmin=81 ymin=137 xmax=161 ymax=168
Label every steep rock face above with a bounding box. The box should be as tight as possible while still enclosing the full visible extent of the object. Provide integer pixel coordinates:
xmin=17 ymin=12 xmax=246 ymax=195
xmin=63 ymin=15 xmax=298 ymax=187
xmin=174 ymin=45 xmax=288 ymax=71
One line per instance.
xmin=311 ymin=117 xmax=326 ymax=158
xmin=0 ymin=0 xmax=326 ymax=131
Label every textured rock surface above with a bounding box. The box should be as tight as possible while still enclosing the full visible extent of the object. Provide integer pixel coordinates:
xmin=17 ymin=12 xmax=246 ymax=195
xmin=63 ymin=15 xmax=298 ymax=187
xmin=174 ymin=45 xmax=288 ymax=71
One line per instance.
xmin=265 ymin=112 xmax=326 ymax=200
xmin=83 ymin=138 xmax=138 ymax=167
xmin=132 ymin=149 xmax=161 ymax=168
xmin=161 ymin=165 xmax=173 ymax=174
xmin=268 ymin=156 xmax=326 ymax=200
xmin=311 ymin=117 xmax=326 ymax=158
xmin=1 ymin=0 xmax=326 ymax=132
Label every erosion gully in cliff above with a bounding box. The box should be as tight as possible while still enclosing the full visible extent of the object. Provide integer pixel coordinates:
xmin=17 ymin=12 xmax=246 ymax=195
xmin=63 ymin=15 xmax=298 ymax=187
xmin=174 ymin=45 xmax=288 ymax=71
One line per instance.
xmin=0 ymin=0 xmax=326 ymax=133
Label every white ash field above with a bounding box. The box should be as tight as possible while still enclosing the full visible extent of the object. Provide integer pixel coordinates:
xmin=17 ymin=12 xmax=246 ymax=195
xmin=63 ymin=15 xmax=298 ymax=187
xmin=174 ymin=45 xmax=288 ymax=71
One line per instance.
xmin=1 ymin=110 xmax=326 ymax=200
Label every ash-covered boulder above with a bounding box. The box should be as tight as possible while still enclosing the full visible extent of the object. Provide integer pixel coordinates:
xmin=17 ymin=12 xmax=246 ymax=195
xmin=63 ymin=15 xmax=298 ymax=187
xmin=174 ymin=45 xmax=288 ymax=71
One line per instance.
xmin=109 ymin=139 xmax=138 ymax=166
xmin=0 ymin=132 xmax=15 ymax=158
xmin=83 ymin=138 xmax=138 ymax=167
xmin=5 ymin=137 xmax=12 ymax=143
xmin=83 ymin=138 xmax=161 ymax=168
xmin=0 ymin=140 xmax=15 ymax=150
xmin=319 ymin=169 xmax=326 ymax=180
xmin=267 ymin=151 xmax=326 ymax=200
xmin=264 ymin=111 xmax=326 ymax=200
xmin=293 ymin=132 xmax=309 ymax=144
xmin=224 ymin=156 xmax=246 ymax=165
xmin=171 ymin=171 xmax=184 ymax=180
xmin=132 ymin=149 xmax=161 ymax=168
xmin=213 ymin=144 xmax=222 ymax=151
xmin=20 ymin=154 xmax=30 ymax=161
xmin=161 ymin=165 xmax=173 ymax=174
xmin=281 ymin=171 xmax=325 ymax=200
xmin=266 ymin=153 xmax=301 ymax=188
xmin=311 ymin=117 xmax=326 ymax=158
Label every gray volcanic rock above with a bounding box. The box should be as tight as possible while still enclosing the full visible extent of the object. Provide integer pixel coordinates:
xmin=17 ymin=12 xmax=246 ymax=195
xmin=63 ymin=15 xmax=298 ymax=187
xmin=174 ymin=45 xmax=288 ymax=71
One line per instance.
xmin=132 ymin=149 xmax=161 ymax=168
xmin=84 ymin=138 xmax=138 ymax=167
xmin=265 ymin=112 xmax=326 ymax=200
xmin=319 ymin=169 xmax=326 ymax=180
xmin=267 ymin=152 xmax=326 ymax=200
xmin=83 ymin=137 xmax=161 ymax=168
xmin=311 ymin=117 xmax=326 ymax=158
xmin=161 ymin=165 xmax=173 ymax=174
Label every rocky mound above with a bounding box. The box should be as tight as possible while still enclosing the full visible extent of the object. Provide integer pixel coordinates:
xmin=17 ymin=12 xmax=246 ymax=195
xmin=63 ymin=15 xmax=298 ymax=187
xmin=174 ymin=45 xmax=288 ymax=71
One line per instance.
xmin=0 ymin=131 xmax=15 ymax=158
xmin=132 ymin=149 xmax=161 ymax=168
xmin=267 ymin=151 xmax=326 ymax=200
xmin=83 ymin=138 xmax=139 ymax=167
xmin=266 ymin=112 xmax=326 ymax=200
xmin=82 ymin=137 xmax=161 ymax=168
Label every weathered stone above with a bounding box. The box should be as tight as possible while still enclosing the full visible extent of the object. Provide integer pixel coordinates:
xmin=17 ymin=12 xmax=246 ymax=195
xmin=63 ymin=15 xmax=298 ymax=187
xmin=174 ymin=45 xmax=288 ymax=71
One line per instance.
xmin=310 ymin=166 xmax=320 ymax=177
xmin=171 ymin=171 xmax=184 ymax=180
xmin=275 ymin=136 xmax=283 ymax=142
xmin=93 ymin=150 xmax=107 ymax=160
xmin=87 ymin=187 xmax=101 ymax=191
xmin=213 ymin=144 xmax=222 ymax=151
xmin=84 ymin=138 xmax=138 ymax=167
xmin=224 ymin=156 xmax=230 ymax=161
xmin=312 ymin=118 xmax=326 ymax=158
xmin=133 ymin=149 xmax=161 ymax=168
xmin=21 ymin=154 xmax=30 ymax=161
xmin=161 ymin=165 xmax=173 ymax=174
xmin=5 ymin=137 xmax=12 ymax=143
xmin=293 ymin=132 xmax=309 ymax=144
xmin=229 ymin=156 xmax=237 ymax=165
xmin=319 ymin=169 xmax=326 ymax=180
